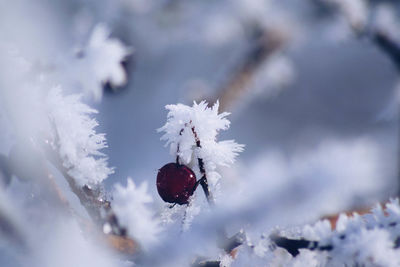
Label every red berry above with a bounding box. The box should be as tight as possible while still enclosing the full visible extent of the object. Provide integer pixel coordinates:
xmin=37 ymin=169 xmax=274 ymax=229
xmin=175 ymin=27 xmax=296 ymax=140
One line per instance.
xmin=156 ymin=163 xmax=197 ymax=205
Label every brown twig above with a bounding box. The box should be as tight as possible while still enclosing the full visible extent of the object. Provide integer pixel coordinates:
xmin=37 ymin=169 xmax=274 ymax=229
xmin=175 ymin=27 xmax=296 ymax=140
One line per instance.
xmin=210 ymin=25 xmax=289 ymax=111
xmin=106 ymin=234 xmax=138 ymax=255
xmin=40 ymin=138 xmax=137 ymax=254
xmin=41 ymin=139 xmax=107 ymax=223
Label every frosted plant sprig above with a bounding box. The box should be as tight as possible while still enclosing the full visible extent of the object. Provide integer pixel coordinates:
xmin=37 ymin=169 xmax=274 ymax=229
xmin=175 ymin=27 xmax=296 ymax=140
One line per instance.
xmin=158 ymin=100 xmax=244 ymax=203
xmin=113 ymin=178 xmax=161 ymax=249
xmin=271 ymin=199 xmax=400 ymax=266
xmin=75 ymin=23 xmax=131 ymax=101
xmin=46 ymin=86 xmax=114 ymax=185
xmin=177 ymin=120 xmax=214 ymax=204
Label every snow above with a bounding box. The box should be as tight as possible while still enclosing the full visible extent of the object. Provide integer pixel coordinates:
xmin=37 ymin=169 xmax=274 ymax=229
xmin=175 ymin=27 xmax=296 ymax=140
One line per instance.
xmin=73 ymin=23 xmax=131 ymax=101
xmin=0 ymin=0 xmax=400 ymax=266
xmin=46 ymin=87 xmax=114 ymax=185
xmin=263 ymin=199 xmax=400 ymax=266
xmin=113 ymin=178 xmax=161 ymax=249
xmin=159 ymin=101 xmax=244 ymax=193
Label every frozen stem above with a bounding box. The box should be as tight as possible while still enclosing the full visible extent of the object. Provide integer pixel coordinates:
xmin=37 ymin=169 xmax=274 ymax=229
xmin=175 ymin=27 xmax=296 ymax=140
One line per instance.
xmin=177 ymin=121 xmax=214 ymax=205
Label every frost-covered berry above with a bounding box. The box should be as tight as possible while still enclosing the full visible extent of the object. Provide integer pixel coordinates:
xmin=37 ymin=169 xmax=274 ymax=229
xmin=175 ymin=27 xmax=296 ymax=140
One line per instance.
xmin=156 ymin=163 xmax=196 ymax=205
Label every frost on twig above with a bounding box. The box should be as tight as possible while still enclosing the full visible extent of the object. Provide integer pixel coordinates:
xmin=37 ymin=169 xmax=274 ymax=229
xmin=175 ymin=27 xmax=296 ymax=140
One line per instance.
xmin=46 ymin=87 xmax=114 ymax=186
xmin=317 ymin=0 xmax=400 ymax=72
xmin=159 ymin=101 xmax=244 ymax=204
xmin=271 ymin=199 xmax=400 ymax=266
xmin=112 ymin=178 xmax=161 ymax=250
xmin=74 ymin=23 xmax=132 ymax=101
xmin=42 ymin=120 xmax=139 ymax=255
xmin=43 ymin=87 xmax=130 ymax=239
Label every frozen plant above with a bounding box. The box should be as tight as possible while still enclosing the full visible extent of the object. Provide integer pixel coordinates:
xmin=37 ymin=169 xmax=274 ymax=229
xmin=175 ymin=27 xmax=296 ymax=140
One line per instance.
xmin=73 ymin=23 xmax=131 ymax=101
xmin=113 ymin=178 xmax=161 ymax=249
xmin=269 ymin=199 xmax=400 ymax=266
xmin=157 ymin=101 xmax=244 ymax=232
xmin=46 ymin=86 xmax=114 ymax=185
xmin=158 ymin=101 xmax=244 ymax=197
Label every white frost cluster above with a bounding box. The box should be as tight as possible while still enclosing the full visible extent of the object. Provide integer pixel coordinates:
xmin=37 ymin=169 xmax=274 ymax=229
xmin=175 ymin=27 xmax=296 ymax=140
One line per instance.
xmin=277 ymin=199 xmax=400 ymax=266
xmin=75 ymin=24 xmax=131 ymax=101
xmin=159 ymin=101 xmax=244 ymax=191
xmin=325 ymin=0 xmax=368 ymax=30
xmin=46 ymin=87 xmax=114 ymax=185
xmin=232 ymin=200 xmax=400 ymax=266
xmin=112 ymin=178 xmax=161 ymax=249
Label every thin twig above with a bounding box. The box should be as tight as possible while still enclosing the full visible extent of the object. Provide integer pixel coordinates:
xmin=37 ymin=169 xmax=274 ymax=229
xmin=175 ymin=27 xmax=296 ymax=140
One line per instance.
xmin=270 ymin=234 xmax=326 ymax=257
xmin=41 ymin=138 xmax=139 ymax=254
xmin=177 ymin=121 xmax=214 ymax=205
xmin=211 ymin=26 xmax=289 ymax=111
xmin=270 ymin=200 xmax=397 ymax=256
xmin=41 ymin=138 xmax=128 ymax=233
xmin=190 ymin=125 xmax=214 ymax=206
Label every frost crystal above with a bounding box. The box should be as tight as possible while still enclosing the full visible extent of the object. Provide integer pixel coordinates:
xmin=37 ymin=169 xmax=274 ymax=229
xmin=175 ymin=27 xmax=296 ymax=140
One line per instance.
xmin=77 ymin=23 xmax=131 ymax=101
xmin=219 ymin=254 xmax=234 ymax=267
xmin=113 ymin=178 xmax=161 ymax=249
xmin=277 ymin=199 xmax=400 ymax=266
xmin=158 ymin=101 xmax=244 ymax=191
xmin=46 ymin=87 xmax=114 ymax=185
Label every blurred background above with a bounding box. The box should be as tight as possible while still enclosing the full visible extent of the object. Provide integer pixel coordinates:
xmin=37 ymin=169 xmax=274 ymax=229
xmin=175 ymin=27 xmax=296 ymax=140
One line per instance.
xmin=89 ymin=0 xmax=400 ymax=211
xmin=1 ymin=0 xmax=400 ymax=265
xmin=1 ymin=0 xmax=400 ymax=207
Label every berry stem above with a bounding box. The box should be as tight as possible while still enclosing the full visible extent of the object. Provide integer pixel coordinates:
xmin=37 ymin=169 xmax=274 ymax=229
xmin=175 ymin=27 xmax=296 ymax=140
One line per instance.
xmin=177 ymin=121 xmax=214 ymax=206
xmin=176 ymin=128 xmax=185 ymax=165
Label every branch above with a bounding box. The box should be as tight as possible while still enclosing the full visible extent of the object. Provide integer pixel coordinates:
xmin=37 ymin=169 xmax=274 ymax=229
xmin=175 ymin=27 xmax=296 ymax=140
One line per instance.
xmin=190 ymin=125 xmax=214 ymax=206
xmin=191 ymin=259 xmax=221 ymax=267
xmin=270 ymin=234 xmax=331 ymax=257
xmin=40 ymin=138 xmax=138 ymax=255
xmin=211 ymin=25 xmax=289 ymax=111
xmin=271 ymin=201 xmax=393 ymax=257
xmin=217 ymin=230 xmax=246 ymax=254
xmin=371 ymin=30 xmax=400 ymax=72
xmin=106 ymin=234 xmax=138 ymax=255
xmin=177 ymin=121 xmax=214 ymax=205
xmin=41 ymin=139 xmax=108 ymax=223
